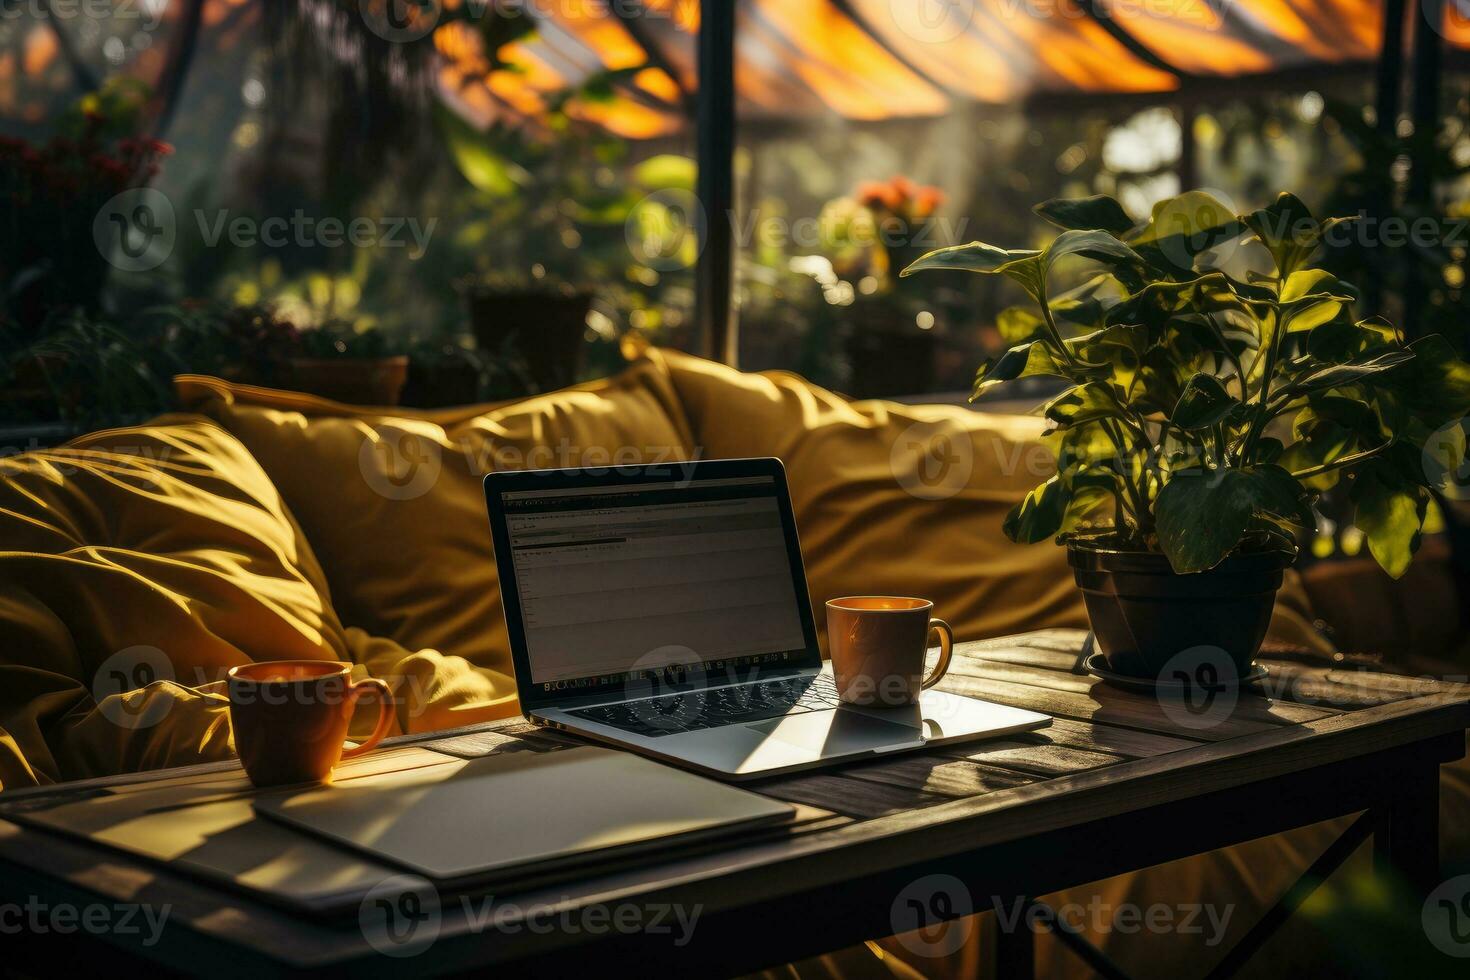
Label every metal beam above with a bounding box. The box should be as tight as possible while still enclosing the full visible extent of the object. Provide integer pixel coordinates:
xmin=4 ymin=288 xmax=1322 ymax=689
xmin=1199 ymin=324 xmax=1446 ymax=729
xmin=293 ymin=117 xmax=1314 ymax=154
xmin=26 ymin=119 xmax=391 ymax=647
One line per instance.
xmin=695 ymin=0 xmax=737 ymax=364
xmin=1404 ymin=0 xmax=1446 ymax=340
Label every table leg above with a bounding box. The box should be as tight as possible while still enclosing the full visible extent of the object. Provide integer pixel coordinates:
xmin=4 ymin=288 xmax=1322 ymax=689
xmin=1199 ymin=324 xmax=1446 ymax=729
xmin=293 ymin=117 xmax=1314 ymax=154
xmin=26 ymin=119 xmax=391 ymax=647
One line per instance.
xmin=1373 ymin=756 xmax=1441 ymax=898
xmin=994 ymin=898 xmax=1035 ymax=979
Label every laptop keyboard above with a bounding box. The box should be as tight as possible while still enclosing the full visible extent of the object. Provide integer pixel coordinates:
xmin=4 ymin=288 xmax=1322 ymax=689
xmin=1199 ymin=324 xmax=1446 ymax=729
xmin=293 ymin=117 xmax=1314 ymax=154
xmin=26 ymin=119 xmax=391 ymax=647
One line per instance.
xmin=567 ymin=674 xmax=842 ymax=738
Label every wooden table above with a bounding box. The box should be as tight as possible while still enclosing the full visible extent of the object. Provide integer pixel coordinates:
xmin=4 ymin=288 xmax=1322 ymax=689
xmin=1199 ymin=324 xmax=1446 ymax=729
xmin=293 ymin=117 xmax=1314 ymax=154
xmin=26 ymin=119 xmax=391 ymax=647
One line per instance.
xmin=3 ymin=629 xmax=1468 ymax=978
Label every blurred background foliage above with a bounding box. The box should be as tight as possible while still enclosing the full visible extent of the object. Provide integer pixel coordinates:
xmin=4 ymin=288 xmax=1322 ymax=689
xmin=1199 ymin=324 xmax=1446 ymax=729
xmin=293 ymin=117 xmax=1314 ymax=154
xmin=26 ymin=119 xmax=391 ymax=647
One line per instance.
xmin=1 ymin=1 xmax=1467 ymax=419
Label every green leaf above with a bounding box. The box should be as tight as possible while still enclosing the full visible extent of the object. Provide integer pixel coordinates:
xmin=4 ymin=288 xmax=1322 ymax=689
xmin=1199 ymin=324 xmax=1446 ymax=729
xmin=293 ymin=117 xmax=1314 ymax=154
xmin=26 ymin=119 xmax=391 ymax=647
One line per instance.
xmin=1172 ymin=373 xmax=1240 ymax=430
xmin=1279 ymin=349 xmax=1415 ymax=401
xmin=1003 ymin=476 xmax=1069 ymax=544
xmin=1246 ymin=464 xmax=1316 ymax=532
xmin=1042 ymin=381 xmax=1123 ymax=428
xmin=1282 ymin=298 xmax=1348 ymax=333
xmin=1034 ymin=195 xmax=1135 ymax=236
xmin=973 ymin=339 xmax=1067 ymax=396
xmin=1155 ymin=470 xmax=1258 ymax=573
xmin=632 ymin=154 xmax=697 ymax=191
xmin=1059 ymin=470 xmax=1119 ymax=533
xmin=1129 ymin=191 xmax=1246 ymax=275
xmin=1047 ymin=228 xmax=1147 ymax=277
xmin=1280 ymin=269 xmax=1349 ymax=303
xmin=1306 ymin=316 xmax=1399 ymax=361
xmin=435 ymin=103 xmax=529 ymax=196
xmin=1351 ymin=470 xmax=1428 ymax=578
xmin=996 ymin=306 xmax=1044 ymax=344
xmin=1243 ymin=192 xmax=1356 ymax=276
xmin=1281 ymin=417 xmax=1359 ymax=490
xmin=901 ymin=241 xmax=1038 ymax=277
xmin=1394 ymin=335 xmax=1470 ymax=426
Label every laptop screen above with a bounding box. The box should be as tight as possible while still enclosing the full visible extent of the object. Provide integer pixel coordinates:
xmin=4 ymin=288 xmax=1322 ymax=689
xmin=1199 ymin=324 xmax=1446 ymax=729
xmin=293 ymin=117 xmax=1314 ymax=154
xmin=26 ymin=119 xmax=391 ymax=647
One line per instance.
xmin=497 ymin=475 xmax=811 ymax=691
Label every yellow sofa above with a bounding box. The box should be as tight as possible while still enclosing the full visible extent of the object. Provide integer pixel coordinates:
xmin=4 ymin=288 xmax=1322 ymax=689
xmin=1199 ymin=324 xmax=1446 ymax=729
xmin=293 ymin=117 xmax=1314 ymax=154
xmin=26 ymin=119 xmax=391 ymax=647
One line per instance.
xmin=1 ymin=348 xmax=1454 ymax=978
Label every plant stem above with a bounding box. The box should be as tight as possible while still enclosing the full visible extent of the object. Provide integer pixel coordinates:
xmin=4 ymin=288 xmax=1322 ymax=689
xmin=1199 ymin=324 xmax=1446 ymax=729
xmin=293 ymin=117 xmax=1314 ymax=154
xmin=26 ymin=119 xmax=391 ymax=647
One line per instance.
xmin=1240 ymin=284 xmax=1285 ymax=465
xmin=1039 ymin=297 xmax=1080 ymax=370
xmin=1289 ymin=437 xmax=1397 ymax=480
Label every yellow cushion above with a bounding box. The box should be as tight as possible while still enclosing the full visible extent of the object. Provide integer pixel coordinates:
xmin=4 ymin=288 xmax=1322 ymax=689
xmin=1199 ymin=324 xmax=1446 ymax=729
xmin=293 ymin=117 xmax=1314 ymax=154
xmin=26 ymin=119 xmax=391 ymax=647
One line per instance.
xmin=0 ymin=418 xmax=539 ymax=788
xmin=651 ymin=349 xmax=1329 ymax=654
xmin=0 ymin=418 xmax=345 ymax=786
xmin=176 ymin=357 xmax=697 ymax=703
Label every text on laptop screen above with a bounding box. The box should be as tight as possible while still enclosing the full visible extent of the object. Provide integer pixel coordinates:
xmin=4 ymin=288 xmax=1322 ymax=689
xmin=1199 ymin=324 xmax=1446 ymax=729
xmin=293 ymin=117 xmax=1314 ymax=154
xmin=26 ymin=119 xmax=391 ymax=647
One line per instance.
xmin=499 ymin=476 xmax=809 ymax=686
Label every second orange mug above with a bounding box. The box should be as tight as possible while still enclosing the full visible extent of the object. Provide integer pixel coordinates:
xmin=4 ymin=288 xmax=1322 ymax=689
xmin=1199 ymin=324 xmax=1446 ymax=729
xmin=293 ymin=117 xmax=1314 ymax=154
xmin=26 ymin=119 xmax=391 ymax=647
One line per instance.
xmin=826 ymin=596 xmax=954 ymax=707
xmin=226 ymin=661 xmax=393 ymax=787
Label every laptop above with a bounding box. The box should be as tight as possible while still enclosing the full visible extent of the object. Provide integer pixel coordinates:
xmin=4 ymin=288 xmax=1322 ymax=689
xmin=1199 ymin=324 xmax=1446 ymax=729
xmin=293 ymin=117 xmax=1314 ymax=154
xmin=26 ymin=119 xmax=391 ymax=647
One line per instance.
xmin=484 ymin=458 xmax=1049 ymax=780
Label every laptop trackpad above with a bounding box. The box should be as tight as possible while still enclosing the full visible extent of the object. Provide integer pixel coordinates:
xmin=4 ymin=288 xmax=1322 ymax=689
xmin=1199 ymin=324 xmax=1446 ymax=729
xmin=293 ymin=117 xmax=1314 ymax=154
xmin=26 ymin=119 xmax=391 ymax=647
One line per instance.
xmin=747 ymin=708 xmax=922 ymax=754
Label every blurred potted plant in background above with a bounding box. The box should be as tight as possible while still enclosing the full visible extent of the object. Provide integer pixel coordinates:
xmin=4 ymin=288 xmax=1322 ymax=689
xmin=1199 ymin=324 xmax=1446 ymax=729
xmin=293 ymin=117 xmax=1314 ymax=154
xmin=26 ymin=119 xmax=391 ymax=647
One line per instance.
xmin=1 ymin=79 xmax=167 ymax=331
xmin=287 ymin=321 xmax=410 ymax=406
xmin=438 ymin=77 xmax=696 ymax=394
xmin=905 ymin=190 xmax=1470 ymax=681
xmin=819 ymin=175 xmax=945 ymax=397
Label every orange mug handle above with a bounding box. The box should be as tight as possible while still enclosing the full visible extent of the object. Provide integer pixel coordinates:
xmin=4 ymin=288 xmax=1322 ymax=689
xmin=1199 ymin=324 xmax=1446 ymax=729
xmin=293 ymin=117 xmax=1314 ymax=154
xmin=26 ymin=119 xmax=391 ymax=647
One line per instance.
xmin=921 ymin=618 xmax=953 ymax=690
xmin=340 ymin=677 xmax=394 ymax=760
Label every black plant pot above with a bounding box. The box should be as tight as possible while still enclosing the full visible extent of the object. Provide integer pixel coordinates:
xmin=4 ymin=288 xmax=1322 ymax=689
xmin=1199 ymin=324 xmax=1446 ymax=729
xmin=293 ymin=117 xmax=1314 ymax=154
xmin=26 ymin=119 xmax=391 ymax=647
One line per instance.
xmin=466 ymin=289 xmax=592 ymax=395
xmin=1068 ymin=543 xmax=1290 ymax=679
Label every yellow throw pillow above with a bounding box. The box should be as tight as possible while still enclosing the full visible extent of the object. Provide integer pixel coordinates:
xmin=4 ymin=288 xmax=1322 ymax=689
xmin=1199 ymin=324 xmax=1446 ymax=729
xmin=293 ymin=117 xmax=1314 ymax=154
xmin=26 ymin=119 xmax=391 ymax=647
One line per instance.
xmin=176 ymin=357 xmax=697 ymax=693
xmin=651 ymin=348 xmax=1330 ymax=655
xmin=0 ymin=417 xmax=348 ymax=785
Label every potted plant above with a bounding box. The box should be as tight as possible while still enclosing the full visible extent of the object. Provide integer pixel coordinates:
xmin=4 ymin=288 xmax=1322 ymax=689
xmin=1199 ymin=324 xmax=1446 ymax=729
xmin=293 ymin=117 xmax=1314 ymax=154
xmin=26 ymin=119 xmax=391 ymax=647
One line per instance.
xmin=903 ymin=191 xmax=1470 ymax=680
xmin=821 ymin=176 xmax=946 ymax=397
xmin=288 ymin=322 xmax=409 ymax=406
xmin=460 ymin=273 xmax=593 ymax=395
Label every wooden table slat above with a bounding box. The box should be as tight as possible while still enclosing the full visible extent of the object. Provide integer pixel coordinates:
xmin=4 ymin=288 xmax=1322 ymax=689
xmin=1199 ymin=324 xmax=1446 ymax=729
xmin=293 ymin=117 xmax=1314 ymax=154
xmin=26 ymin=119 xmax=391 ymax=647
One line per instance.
xmin=751 ymin=771 xmax=952 ymax=819
xmin=838 ymin=754 xmax=1035 ymax=798
xmin=940 ymin=673 xmax=1333 ymax=742
xmin=936 ymin=737 xmax=1128 ymax=777
xmin=1016 ymin=716 xmax=1204 ymax=758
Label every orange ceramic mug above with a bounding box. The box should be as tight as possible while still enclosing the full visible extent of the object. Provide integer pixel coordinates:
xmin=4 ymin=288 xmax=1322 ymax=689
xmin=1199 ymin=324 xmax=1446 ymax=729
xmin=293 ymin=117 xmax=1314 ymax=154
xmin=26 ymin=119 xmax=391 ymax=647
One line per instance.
xmin=226 ymin=661 xmax=394 ymax=787
xmin=825 ymin=597 xmax=954 ymax=707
